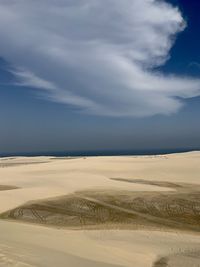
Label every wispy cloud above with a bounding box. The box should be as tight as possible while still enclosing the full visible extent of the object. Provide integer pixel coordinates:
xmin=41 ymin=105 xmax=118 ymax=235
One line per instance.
xmin=11 ymin=68 xmax=57 ymax=91
xmin=0 ymin=0 xmax=200 ymax=116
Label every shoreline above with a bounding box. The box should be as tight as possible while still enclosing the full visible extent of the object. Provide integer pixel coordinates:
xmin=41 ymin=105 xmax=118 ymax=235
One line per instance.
xmin=0 ymin=148 xmax=199 ymax=158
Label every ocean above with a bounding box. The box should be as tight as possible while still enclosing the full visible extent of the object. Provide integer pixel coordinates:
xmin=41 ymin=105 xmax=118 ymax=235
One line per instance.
xmin=0 ymin=148 xmax=199 ymax=157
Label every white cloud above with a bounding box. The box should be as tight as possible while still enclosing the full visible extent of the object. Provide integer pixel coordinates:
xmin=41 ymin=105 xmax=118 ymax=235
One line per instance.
xmin=0 ymin=0 xmax=199 ymax=116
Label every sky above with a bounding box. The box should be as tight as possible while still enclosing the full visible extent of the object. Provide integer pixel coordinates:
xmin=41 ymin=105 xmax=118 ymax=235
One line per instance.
xmin=0 ymin=0 xmax=200 ymax=154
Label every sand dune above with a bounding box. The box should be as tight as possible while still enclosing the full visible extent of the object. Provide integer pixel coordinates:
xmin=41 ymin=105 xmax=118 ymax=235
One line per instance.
xmin=0 ymin=152 xmax=200 ymax=266
xmin=0 ymin=156 xmax=176 ymax=213
xmin=2 ymin=180 xmax=200 ymax=232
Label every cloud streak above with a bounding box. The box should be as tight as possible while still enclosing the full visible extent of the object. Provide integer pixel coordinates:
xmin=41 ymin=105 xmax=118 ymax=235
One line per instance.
xmin=0 ymin=0 xmax=200 ymax=116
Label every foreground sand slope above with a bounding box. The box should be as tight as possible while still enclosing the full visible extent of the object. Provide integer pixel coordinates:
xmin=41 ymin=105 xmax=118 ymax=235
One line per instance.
xmin=0 ymin=221 xmax=200 ymax=267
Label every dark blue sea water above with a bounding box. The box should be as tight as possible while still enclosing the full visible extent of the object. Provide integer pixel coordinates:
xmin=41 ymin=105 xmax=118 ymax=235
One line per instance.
xmin=0 ymin=148 xmax=199 ymax=157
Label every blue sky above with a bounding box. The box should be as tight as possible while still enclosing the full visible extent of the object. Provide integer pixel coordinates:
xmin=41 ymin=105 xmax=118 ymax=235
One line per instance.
xmin=0 ymin=0 xmax=200 ymax=154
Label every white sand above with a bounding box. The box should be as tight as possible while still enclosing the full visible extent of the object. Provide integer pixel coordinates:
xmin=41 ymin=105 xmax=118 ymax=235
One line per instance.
xmin=0 ymin=151 xmax=199 ymax=267
xmin=0 ymin=154 xmax=186 ymax=213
